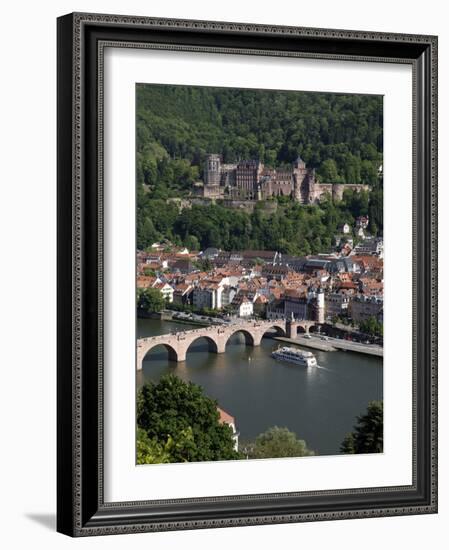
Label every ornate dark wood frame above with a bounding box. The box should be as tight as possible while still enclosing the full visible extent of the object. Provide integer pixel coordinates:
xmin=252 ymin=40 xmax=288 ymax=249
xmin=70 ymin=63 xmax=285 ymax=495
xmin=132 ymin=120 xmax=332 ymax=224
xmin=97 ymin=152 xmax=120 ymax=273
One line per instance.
xmin=57 ymin=12 xmax=438 ymax=537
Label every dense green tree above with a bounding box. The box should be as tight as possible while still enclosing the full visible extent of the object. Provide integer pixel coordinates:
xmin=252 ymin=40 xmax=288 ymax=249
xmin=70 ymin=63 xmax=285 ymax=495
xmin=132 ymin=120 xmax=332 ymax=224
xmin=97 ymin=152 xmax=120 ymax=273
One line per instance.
xmin=137 ymin=427 xmax=195 ymax=464
xmin=137 ymin=198 xmax=373 ymax=254
xmin=193 ymin=258 xmax=213 ymax=272
xmin=184 ymin=234 xmax=200 ymax=251
xmin=368 ymin=187 xmax=383 ymax=236
xmin=341 ymin=188 xmax=369 ymax=218
xmin=359 ymin=316 xmax=383 ymax=337
xmin=244 ymin=427 xmax=314 ymax=459
xmin=360 ymin=159 xmax=380 ymax=185
xmin=317 ymin=158 xmax=341 ymax=182
xmin=343 ymin=153 xmax=362 ymax=183
xmin=137 ymin=217 xmax=159 ymax=250
xmin=340 ymin=401 xmax=383 ymax=454
xmin=137 ymin=375 xmax=239 ymax=463
xmin=340 ymin=433 xmax=356 ymax=454
xmin=137 ymin=287 xmax=165 ymax=313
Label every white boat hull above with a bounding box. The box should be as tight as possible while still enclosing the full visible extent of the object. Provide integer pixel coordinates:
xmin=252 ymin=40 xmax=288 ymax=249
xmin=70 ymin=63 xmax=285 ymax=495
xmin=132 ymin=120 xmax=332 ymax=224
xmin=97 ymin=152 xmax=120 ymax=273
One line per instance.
xmin=271 ymin=349 xmax=317 ymax=368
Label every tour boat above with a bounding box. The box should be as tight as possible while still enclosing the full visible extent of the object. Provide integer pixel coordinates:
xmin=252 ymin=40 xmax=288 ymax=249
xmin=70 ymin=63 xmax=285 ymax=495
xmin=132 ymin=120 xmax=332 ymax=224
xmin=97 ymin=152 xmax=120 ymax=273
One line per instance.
xmin=271 ymin=346 xmax=317 ymax=367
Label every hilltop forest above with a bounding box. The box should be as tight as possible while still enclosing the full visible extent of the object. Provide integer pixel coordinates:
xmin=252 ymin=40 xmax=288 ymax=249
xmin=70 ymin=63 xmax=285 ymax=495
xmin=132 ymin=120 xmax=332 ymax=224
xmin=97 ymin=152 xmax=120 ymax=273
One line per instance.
xmin=136 ymin=84 xmax=383 ymax=253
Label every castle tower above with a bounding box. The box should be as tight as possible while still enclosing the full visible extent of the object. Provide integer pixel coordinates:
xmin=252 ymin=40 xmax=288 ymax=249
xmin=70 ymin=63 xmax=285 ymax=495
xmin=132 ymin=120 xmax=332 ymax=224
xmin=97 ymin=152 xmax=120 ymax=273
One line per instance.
xmin=292 ymin=155 xmax=310 ymax=203
xmin=236 ymin=159 xmax=262 ymax=200
xmin=293 ymin=173 xmax=302 ymax=202
xmin=293 ymin=155 xmax=306 ymax=171
xmin=204 ymin=154 xmax=221 ymax=187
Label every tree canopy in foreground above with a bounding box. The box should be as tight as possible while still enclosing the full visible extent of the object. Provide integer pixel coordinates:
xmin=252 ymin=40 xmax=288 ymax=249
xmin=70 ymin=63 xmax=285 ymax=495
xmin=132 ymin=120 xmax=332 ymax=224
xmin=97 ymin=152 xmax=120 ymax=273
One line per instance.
xmin=137 ymin=375 xmax=239 ymax=464
xmin=340 ymin=400 xmax=383 ymax=454
xmin=243 ymin=426 xmax=314 ymax=459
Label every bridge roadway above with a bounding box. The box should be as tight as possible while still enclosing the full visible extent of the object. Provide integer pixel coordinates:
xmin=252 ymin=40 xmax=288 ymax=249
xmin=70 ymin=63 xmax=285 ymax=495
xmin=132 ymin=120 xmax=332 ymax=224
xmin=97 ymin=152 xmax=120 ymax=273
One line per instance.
xmin=137 ymin=319 xmax=316 ymax=370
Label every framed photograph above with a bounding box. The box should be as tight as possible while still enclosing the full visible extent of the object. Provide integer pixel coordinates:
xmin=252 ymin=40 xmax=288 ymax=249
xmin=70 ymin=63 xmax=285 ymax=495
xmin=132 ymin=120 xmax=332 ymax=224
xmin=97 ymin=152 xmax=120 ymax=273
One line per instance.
xmin=57 ymin=12 xmax=438 ymax=536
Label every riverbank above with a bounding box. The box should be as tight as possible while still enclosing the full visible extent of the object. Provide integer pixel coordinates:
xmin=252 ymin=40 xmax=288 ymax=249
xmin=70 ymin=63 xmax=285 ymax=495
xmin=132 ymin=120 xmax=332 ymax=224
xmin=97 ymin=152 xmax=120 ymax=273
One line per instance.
xmin=137 ymin=310 xmax=163 ymax=320
xmin=328 ymin=338 xmax=383 ymax=357
xmin=137 ymin=310 xmax=210 ymax=327
xmin=274 ymin=336 xmax=337 ymax=352
xmin=274 ymin=335 xmax=383 ymax=357
xmin=169 ymin=317 xmax=209 ymax=327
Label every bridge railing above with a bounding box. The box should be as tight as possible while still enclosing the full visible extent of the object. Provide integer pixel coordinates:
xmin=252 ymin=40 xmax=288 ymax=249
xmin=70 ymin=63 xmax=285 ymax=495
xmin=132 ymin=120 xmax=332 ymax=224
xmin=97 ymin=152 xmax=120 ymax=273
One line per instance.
xmin=137 ymin=319 xmax=295 ymax=344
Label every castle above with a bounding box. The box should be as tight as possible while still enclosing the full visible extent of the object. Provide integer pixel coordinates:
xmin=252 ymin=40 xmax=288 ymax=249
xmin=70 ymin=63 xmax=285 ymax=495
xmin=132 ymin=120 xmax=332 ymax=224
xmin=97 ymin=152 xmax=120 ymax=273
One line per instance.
xmin=196 ymin=154 xmax=369 ymax=204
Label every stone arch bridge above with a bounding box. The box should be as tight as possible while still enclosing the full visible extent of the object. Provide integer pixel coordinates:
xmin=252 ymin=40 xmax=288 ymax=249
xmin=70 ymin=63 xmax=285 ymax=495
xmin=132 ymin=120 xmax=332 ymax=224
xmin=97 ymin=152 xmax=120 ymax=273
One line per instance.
xmin=137 ymin=319 xmax=316 ymax=370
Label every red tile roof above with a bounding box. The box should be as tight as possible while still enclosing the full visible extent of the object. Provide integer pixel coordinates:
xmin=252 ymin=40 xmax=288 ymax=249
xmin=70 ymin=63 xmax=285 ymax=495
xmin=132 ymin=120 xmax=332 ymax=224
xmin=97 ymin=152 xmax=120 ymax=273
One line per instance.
xmin=217 ymin=407 xmax=235 ymax=426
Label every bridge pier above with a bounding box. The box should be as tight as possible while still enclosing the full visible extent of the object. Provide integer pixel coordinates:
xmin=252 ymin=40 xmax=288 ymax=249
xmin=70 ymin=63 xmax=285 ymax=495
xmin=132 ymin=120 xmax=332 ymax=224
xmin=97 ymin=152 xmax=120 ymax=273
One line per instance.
xmin=252 ymin=334 xmax=263 ymax=347
xmin=176 ymin=350 xmax=186 ymax=362
xmin=216 ymin=340 xmax=227 ymax=354
xmin=286 ymin=320 xmax=314 ymax=338
xmin=137 ymin=347 xmax=145 ymax=371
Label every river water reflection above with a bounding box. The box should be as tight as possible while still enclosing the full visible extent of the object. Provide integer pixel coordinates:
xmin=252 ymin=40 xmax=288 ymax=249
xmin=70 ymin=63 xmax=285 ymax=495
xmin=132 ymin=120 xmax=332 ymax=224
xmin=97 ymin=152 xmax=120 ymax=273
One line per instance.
xmin=137 ymin=318 xmax=383 ymax=456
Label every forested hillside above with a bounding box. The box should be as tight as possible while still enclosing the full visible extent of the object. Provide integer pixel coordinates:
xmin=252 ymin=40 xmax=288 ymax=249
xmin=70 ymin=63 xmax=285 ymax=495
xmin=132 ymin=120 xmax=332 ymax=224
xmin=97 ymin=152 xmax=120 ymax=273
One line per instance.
xmin=136 ymin=84 xmax=383 ymax=252
xmin=137 ymin=189 xmax=382 ymax=254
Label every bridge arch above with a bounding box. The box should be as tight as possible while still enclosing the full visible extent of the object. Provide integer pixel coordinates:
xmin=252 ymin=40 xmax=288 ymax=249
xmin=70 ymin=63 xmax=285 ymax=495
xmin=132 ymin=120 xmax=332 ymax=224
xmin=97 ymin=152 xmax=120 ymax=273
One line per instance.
xmin=261 ymin=324 xmax=286 ymax=338
xmin=140 ymin=342 xmax=179 ymax=364
xmin=225 ymin=328 xmax=255 ymax=347
xmin=185 ymin=335 xmax=219 ymax=355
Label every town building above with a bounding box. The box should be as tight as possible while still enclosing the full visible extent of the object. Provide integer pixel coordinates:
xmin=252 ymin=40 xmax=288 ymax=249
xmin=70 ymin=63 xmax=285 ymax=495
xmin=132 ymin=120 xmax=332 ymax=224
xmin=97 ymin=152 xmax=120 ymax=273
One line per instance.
xmin=338 ymin=222 xmax=351 ymax=234
xmin=171 ymin=258 xmax=195 ymax=274
xmin=359 ymin=277 xmax=384 ymax=297
xmin=253 ymin=294 xmax=269 ymax=317
xmin=325 ymin=292 xmax=351 ymax=320
xmin=352 ymin=255 xmax=383 ymax=275
xmin=192 ymin=284 xmax=223 ymax=310
xmin=355 ymin=215 xmax=370 ymax=230
xmin=217 ymin=407 xmax=239 ymax=452
xmin=136 ymin=275 xmax=160 ymax=289
xmin=284 ymin=293 xmax=308 ymax=320
xmin=350 ymin=295 xmax=383 ymax=323
xmin=266 ymin=298 xmax=285 ymax=320
xmin=221 ymin=285 xmax=237 ymax=308
xmin=153 ymin=282 xmax=174 ymax=303
xmin=201 ymin=247 xmax=220 ymax=260
xmin=262 ymin=264 xmax=290 ymax=281
xmin=235 ymin=296 xmax=254 ymax=318
xmin=353 ymin=237 xmax=384 ymax=257
xmin=172 ymin=283 xmax=193 ymax=306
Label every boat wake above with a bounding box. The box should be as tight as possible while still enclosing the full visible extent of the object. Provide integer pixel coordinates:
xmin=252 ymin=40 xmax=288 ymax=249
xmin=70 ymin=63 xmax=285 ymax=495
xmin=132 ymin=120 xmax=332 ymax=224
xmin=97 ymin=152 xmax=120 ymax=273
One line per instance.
xmin=315 ymin=365 xmax=333 ymax=372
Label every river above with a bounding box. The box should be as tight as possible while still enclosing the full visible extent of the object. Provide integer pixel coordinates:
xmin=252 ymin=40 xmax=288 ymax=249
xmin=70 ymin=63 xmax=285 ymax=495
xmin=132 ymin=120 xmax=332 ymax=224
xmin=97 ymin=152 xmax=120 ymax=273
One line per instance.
xmin=137 ymin=318 xmax=383 ymax=456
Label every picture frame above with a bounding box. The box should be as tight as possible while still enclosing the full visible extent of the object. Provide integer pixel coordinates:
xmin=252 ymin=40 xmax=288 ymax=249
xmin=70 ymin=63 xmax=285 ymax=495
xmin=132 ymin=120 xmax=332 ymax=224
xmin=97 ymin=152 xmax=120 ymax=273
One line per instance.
xmin=57 ymin=12 xmax=438 ymax=536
